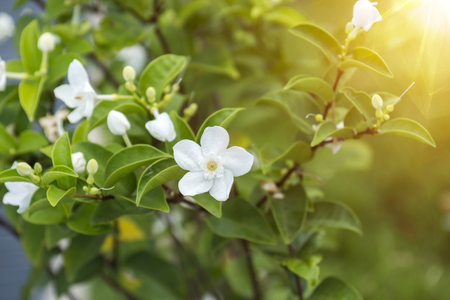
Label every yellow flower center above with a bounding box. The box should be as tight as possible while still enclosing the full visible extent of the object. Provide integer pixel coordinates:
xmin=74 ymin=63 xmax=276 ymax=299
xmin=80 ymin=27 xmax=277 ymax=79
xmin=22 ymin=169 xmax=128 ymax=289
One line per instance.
xmin=207 ymin=161 xmax=217 ymax=171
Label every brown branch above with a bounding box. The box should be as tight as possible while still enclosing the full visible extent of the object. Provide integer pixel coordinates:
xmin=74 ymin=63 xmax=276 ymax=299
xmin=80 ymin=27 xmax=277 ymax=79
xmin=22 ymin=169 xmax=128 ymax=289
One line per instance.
xmin=71 ymin=193 xmax=115 ymax=200
xmin=242 ymin=240 xmax=261 ymax=300
xmin=0 ymin=217 xmax=19 ymax=238
xmin=288 ymin=245 xmax=304 ymax=300
xmin=323 ymin=68 xmax=344 ymax=120
xmin=101 ymin=273 xmax=137 ymax=300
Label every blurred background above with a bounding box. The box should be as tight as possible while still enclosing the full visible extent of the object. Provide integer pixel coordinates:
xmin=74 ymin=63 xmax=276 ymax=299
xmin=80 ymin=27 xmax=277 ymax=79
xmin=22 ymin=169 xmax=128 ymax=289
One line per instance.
xmin=1 ymin=0 xmax=450 ymax=299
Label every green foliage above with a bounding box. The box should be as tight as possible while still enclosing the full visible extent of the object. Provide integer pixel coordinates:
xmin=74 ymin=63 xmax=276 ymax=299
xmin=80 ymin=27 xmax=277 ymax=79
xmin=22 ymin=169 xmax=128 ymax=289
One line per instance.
xmin=341 ymin=47 xmax=393 ymax=78
xmin=379 ymin=118 xmax=436 ymax=147
xmin=309 ymin=277 xmax=363 ymax=300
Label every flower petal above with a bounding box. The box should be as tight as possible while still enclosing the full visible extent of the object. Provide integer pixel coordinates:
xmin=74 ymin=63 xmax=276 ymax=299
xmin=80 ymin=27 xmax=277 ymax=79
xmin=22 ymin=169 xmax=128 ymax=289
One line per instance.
xmin=67 ymin=105 xmax=84 ymax=123
xmin=3 ymin=190 xmax=29 ymax=213
xmin=222 ymin=146 xmax=254 ymax=177
xmin=145 ymin=112 xmax=176 ymax=142
xmin=68 ymin=59 xmax=90 ymax=90
xmin=83 ymin=98 xmax=95 ymax=119
xmin=200 ymin=126 xmax=229 ymax=156
xmin=173 ymin=140 xmax=203 ymax=172
xmin=209 ymin=169 xmax=234 ymax=201
xmin=54 ymin=84 xmax=78 ymax=108
xmin=178 ymin=171 xmax=213 ymax=197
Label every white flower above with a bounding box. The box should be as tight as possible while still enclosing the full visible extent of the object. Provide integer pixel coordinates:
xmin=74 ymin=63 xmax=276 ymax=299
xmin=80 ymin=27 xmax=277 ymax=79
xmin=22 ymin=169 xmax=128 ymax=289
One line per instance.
xmin=0 ymin=56 xmax=6 ymax=91
xmin=352 ymin=0 xmax=382 ymax=31
xmin=117 ymin=45 xmax=147 ymax=73
xmin=0 ymin=12 xmax=14 ymax=43
xmin=2 ymin=162 xmax=39 ymax=213
xmin=37 ymin=32 xmax=56 ymax=52
xmin=145 ymin=112 xmax=176 ymax=142
xmin=173 ymin=126 xmax=254 ymax=201
xmin=38 ymin=109 xmax=70 ymax=143
xmin=107 ymin=110 xmax=131 ymax=135
xmin=71 ymin=152 xmax=86 ymax=174
xmin=54 ymin=59 xmax=97 ymax=123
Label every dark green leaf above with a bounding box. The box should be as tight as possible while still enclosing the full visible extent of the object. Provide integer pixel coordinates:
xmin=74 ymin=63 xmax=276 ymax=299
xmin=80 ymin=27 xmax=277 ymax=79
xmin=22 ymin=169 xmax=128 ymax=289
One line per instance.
xmin=259 ymin=141 xmax=312 ymax=174
xmin=165 ymin=110 xmax=195 ymax=155
xmin=0 ymin=123 xmax=17 ymax=154
xmin=67 ymin=203 xmax=113 ymax=235
xmin=192 ymin=193 xmax=222 ymax=218
xmin=91 ymin=199 xmax=151 ymax=224
xmin=309 ymin=277 xmax=363 ymax=300
xmin=196 ymin=108 xmax=245 ymax=142
xmin=47 ymin=186 xmax=76 ymax=207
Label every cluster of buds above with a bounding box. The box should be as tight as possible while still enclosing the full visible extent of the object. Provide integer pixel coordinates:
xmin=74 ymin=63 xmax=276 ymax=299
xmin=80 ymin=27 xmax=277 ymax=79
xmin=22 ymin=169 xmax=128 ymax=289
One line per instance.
xmin=123 ymin=66 xmax=137 ymax=93
xmin=83 ymin=159 xmax=100 ymax=195
xmin=183 ymin=103 xmax=198 ymax=121
xmin=16 ymin=162 xmax=42 ymax=184
xmin=372 ymin=94 xmax=394 ymax=129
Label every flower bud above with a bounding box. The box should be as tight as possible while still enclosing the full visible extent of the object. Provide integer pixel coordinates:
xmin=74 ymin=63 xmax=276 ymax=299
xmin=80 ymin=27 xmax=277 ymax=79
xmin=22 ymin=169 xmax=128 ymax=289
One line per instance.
xmin=34 ymin=162 xmax=42 ymax=174
xmin=125 ymin=81 xmax=136 ymax=92
xmin=183 ymin=103 xmax=198 ymax=118
xmin=107 ymin=110 xmax=131 ymax=135
xmin=315 ymin=114 xmax=324 ymax=122
xmin=145 ymin=112 xmax=176 ymax=142
xmin=345 ymin=22 xmax=354 ymax=34
xmin=371 ymin=94 xmax=383 ymax=110
xmin=90 ymin=187 xmax=99 ymax=195
xmin=17 ymin=162 xmax=32 ymax=176
xmin=122 ymin=66 xmax=136 ymax=82
xmin=352 ymin=0 xmax=382 ymax=32
xmin=172 ymin=84 xmax=180 ymax=93
xmin=375 ymin=109 xmax=384 ymax=119
xmin=383 ymin=114 xmax=390 ymax=121
xmin=87 ymin=176 xmax=94 ymax=185
xmin=71 ymin=152 xmax=86 ymax=174
xmin=146 ymin=87 xmax=156 ymax=99
xmin=37 ymin=32 xmax=56 ymax=52
xmin=163 ymin=94 xmax=172 ymax=102
xmin=386 ymin=105 xmax=394 ymax=112
xmin=164 ymin=85 xmax=170 ymax=94
xmin=83 ymin=186 xmax=88 ymax=192
xmin=87 ymin=159 xmax=98 ymax=175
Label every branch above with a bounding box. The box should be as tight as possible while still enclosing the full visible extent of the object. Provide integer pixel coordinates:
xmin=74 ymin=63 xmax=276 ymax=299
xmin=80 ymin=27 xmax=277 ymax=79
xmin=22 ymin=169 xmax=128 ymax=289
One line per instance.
xmin=288 ymin=245 xmax=304 ymax=300
xmin=71 ymin=193 xmax=115 ymax=200
xmin=242 ymin=240 xmax=261 ymax=300
xmin=323 ymin=68 xmax=344 ymax=120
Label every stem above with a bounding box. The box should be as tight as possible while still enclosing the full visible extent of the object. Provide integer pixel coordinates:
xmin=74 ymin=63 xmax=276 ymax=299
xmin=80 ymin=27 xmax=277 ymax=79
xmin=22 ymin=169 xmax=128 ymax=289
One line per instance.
xmin=288 ymin=245 xmax=304 ymax=300
xmin=96 ymin=94 xmax=116 ymax=101
xmin=323 ymin=68 xmax=344 ymax=121
xmin=152 ymin=0 xmax=170 ymax=53
xmin=114 ymin=95 xmax=135 ymax=100
xmin=0 ymin=217 xmax=19 ymax=238
xmin=122 ymin=133 xmax=132 ymax=147
xmin=5 ymin=72 xmax=27 ymax=80
xmin=101 ymin=274 xmax=137 ymax=300
xmin=112 ymin=221 xmax=119 ymax=271
xmin=71 ymin=193 xmax=115 ymax=200
xmin=242 ymin=240 xmax=261 ymax=300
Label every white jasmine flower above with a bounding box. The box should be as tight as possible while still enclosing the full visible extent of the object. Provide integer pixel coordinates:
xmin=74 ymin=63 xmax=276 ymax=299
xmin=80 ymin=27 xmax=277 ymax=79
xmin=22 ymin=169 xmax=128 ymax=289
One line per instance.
xmin=71 ymin=152 xmax=86 ymax=174
xmin=117 ymin=45 xmax=147 ymax=73
xmin=0 ymin=12 xmax=14 ymax=43
xmin=2 ymin=162 xmax=39 ymax=213
xmin=352 ymin=0 xmax=382 ymax=31
xmin=107 ymin=110 xmax=131 ymax=135
xmin=38 ymin=109 xmax=70 ymax=143
xmin=173 ymin=126 xmax=254 ymax=201
xmin=145 ymin=112 xmax=176 ymax=142
xmin=37 ymin=32 xmax=56 ymax=52
xmin=0 ymin=56 xmax=6 ymax=91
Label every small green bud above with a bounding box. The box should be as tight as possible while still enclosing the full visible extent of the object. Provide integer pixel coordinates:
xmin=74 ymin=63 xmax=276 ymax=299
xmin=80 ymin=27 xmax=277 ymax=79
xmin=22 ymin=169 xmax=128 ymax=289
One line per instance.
xmin=163 ymin=94 xmax=172 ymax=102
xmin=146 ymin=87 xmax=156 ymax=99
xmin=386 ymin=105 xmax=394 ymax=112
xmin=172 ymin=84 xmax=180 ymax=93
xmin=371 ymin=94 xmax=383 ymax=110
xmin=34 ymin=162 xmax=42 ymax=174
xmin=125 ymin=81 xmax=136 ymax=92
xmin=384 ymin=114 xmax=390 ymax=121
xmin=30 ymin=174 xmax=40 ymax=184
xmin=83 ymin=186 xmax=88 ymax=192
xmin=87 ymin=176 xmax=94 ymax=185
xmin=164 ymin=85 xmax=170 ymax=94
xmin=183 ymin=103 xmax=198 ymax=118
xmin=123 ymin=66 xmax=136 ymax=82
xmin=345 ymin=22 xmax=354 ymax=35
xmin=87 ymin=159 xmax=98 ymax=175
xmin=376 ymin=109 xmax=384 ymax=119
xmin=17 ymin=162 xmax=32 ymax=176
xmin=90 ymin=187 xmax=99 ymax=195
xmin=315 ymin=114 xmax=324 ymax=123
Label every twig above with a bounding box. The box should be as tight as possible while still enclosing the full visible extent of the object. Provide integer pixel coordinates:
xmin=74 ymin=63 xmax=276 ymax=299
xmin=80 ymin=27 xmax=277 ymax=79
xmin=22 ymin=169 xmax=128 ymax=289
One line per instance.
xmin=71 ymin=193 xmax=115 ymax=200
xmin=152 ymin=0 xmax=171 ymax=53
xmin=88 ymin=54 xmax=120 ymax=88
xmin=0 ymin=217 xmax=19 ymax=238
xmin=288 ymin=245 xmax=304 ymax=300
xmin=323 ymin=68 xmax=344 ymax=120
xmin=101 ymin=273 xmax=137 ymax=300
xmin=242 ymin=240 xmax=261 ymax=300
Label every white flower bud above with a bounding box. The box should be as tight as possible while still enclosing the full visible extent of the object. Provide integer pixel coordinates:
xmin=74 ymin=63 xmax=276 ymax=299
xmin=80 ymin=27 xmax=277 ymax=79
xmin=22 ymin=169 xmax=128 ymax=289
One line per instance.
xmin=122 ymin=66 xmax=136 ymax=82
xmin=37 ymin=32 xmax=56 ymax=52
xmin=87 ymin=159 xmax=98 ymax=175
xmin=71 ymin=152 xmax=86 ymax=174
xmin=352 ymin=0 xmax=382 ymax=31
xmin=0 ymin=12 xmax=15 ymax=43
xmin=345 ymin=22 xmax=354 ymax=34
xmin=0 ymin=56 xmax=6 ymax=91
xmin=17 ymin=162 xmax=32 ymax=176
xmin=107 ymin=110 xmax=131 ymax=135
xmin=145 ymin=112 xmax=176 ymax=142
xmin=146 ymin=87 xmax=156 ymax=99
xmin=371 ymin=94 xmax=383 ymax=110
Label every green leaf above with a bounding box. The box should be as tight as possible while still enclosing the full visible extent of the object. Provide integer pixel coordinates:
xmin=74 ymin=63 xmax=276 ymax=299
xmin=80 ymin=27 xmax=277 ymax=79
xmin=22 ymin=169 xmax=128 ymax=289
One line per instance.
xmin=340 ymin=87 xmax=374 ymax=126
xmin=282 ymin=255 xmax=322 ymax=287
xmin=165 ymin=110 xmax=195 ymax=155
xmin=72 ymin=120 xmax=89 ymax=144
xmin=16 ymin=130 xmax=48 ymax=154
xmin=46 ymin=0 xmax=71 ymax=17
xmin=45 ymin=224 xmax=77 ymax=249
xmin=285 ymin=75 xmax=334 ymax=103
xmin=0 ymin=123 xmax=17 ymax=154
xmin=67 ymin=203 xmax=113 ymax=235
xmin=195 ymin=108 xmax=245 ymax=142
xmin=19 ymin=78 xmax=45 ymax=122
xmin=0 ymin=169 xmax=33 ymax=184
xmin=379 ymin=118 xmax=436 ymax=147
xmin=47 ymin=186 xmax=76 ymax=207
xmin=23 ymin=198 xmax=68 ymax=225
xmin=88 ymin=100 xmax=144 ymax=131
xmin=52 ymin=132 xmax=76 ymax=189
xmin=289 ymin=23 xmax=342 ymax=63
xmin=104 ymin=144 xmax=171 ymax=189
xmin=191 ymin=45 xmax=240 ymax=79
xmin=307 ymin=201 xmax=362 ymax=235
xmin=344 ymin=107 xmax=369 ymax=132
xmin=341 ymin=47 xmax=393 ymax=78
xmin=21 ymin=222 xmax=45 ymax=266
xmin=40 ymin=144 xmax=54 ymax=158
xmin=0 ymin=86 xmax=19 ymax=112
xmin=6 ymin=59 xmax=25 ymax=72
xmin=20 ymin=20 xmax=42 ymax=74
xmin=118 ymin=186 xmax=169 ymax=212
xmin=91 ymin=199 xmax=151 ymax=224
xmin=205 ymin=198 xmax=276 ymax=244
xmin=139 ymin=54 xmax=186 ymax=101
xmin=309 ymin=277 xmax=363 ymax=300
xmin=262 ymin=6 xmax=306 ymax=27
xmin=136 ymin=159 xmax=186 ymax=207
xmin=270 ymin=185 xmax=308 ymax=244
xmin=42 ymin=166 xmax=78 ymax=186
xmin=224 ymin=256 xmax=253 ymax=298
xmin=48 ymin=53 xmax=81 ymax=83
xmin=259 ymin=141 xmax=312 ymax=174
xmin=311 ymin=121 xmax=356 ymax=147
xmin=192 ymin=193 xmax=222 ymax=218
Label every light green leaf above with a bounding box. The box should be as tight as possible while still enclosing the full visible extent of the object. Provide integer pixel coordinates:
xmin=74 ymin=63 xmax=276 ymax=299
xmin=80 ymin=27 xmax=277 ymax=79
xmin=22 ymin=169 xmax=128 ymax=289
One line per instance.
xmin=379 ymin=118 xmax=436 ymax=147
xmin=285 ymin=75 xmax=334 ymax=103
xmin=0 ymin=86 xmax=19 ymax=112
xmin=6 ymin=59 xmax=25 ymax=72
xmin=307 ymin=201 xmax=362 ymax=235
xmin=42 ymin=166 xmax=78 ymax=186
xmin=46 ymin=0 xmax=71 ymax=17
xmin=16 ymin=130 xmax=48 ymax=154
xmin=47 ymin=186 xmax=76 ymax=207
xmin=192 ymin=193 xmax=222 ymax=218
xmin=205 ymin=198 xmax=276 ymax=244
xmin=262 ymin=6 xmax=306 ymax=27
xmin=270 ymin=185 xmax=308 ymax=244
xmin=72 ymin=120 xmax=89 ymax=144
xmin=341 ymin=47 xmax=393 ymax=78
xmin=0 ymin=123 xmax=17 ymax=154
xmin=119 ymin=186 xmax=169 ymax=212
xmin=67 ymin=203 xmax=113 ymax=235
xmin=311 ymin=121 xmax=356 ymax=147
xmin=259 ymin=141 xmax=312 ymax=174
xmin=91 ymin=199 xmax=151 ymax=224
xmin=20 ymin=20 xmax=42 ymax=74
xmin=19 ymin=78 xmax=45 ymax=121
xmin=224 ymin=256 xmax=253 ymax=298
xmin=23 ymin=198 xmax=68 ymax=225
xmin=139 ymin=54 xmax=186 ymax=101
xmin=191 ymin=46 xmax=240 ymax=79
xmin=48 ymin=53 xmax=81 ymax=83
xmin=104 ymin=144 xmax=171 ymax=189
xmin=20 ymin=222 xmax=45 ymax=266
xmin=40 ymin=144 xmax=54 ymax=158
xmin=282 ymin=255 xmax=322 ymax=287
xmin=196 ymin=108 xmax=245 ymax=142
xmin=166 ymin=110 xmax=195 ymax=155
xmin=344 ymin=107 xmax=369 ymax=132
xmin=309 ymin=277 xmax=363 ymax=300
xmin=340 ymin=86 xmax=374 ymax=126
xmin=0 ymin=169 xmax=33 ymax=184
xmin=136 ymin=159 xmax=186 ymax=207
xmin=52 ymin=132 xmax=76 ymax=189
xmin=289 ymin=23 xmax=342 ymax=63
